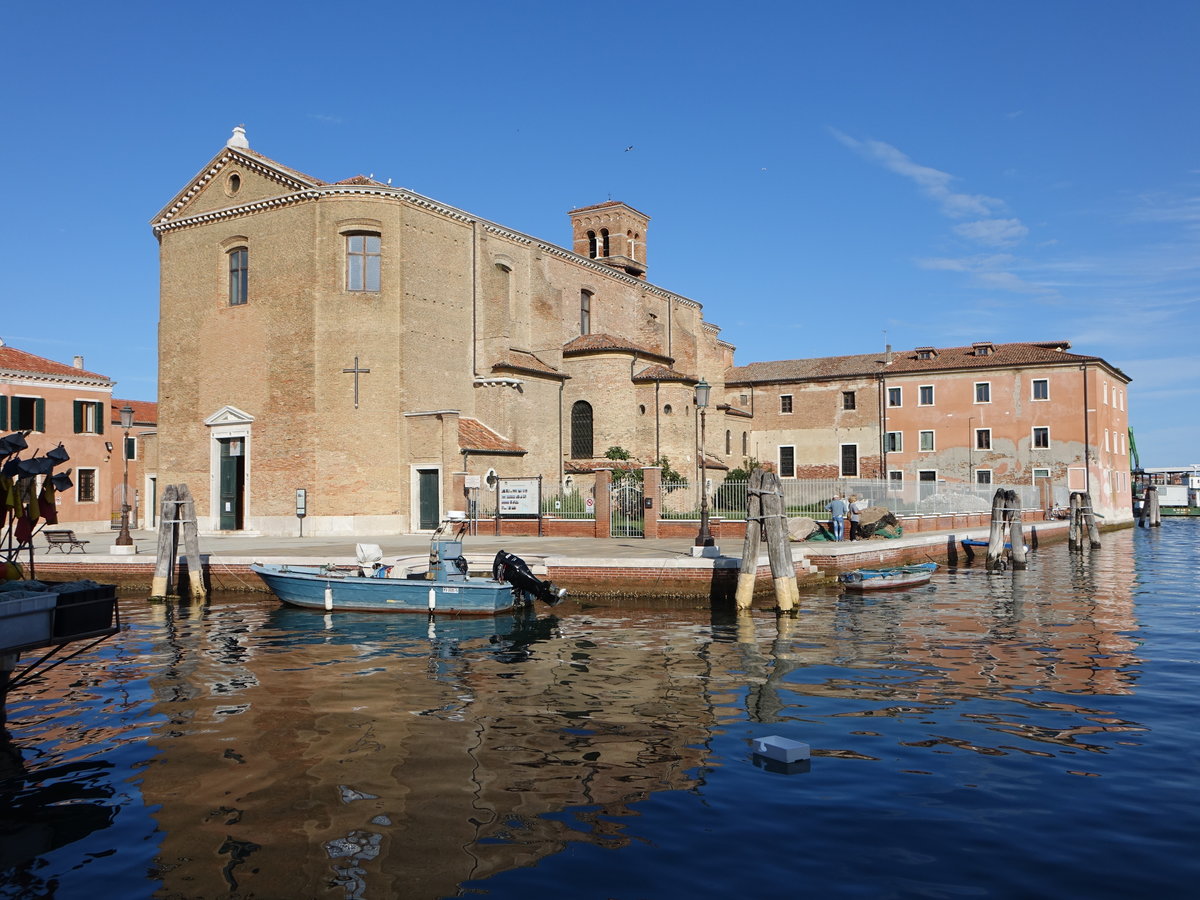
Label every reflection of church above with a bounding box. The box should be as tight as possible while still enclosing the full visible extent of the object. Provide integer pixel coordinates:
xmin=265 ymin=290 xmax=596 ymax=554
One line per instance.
xmin=153 ymin=128 xmax=733 ymax=534
xmin=136 ymin=607 xmax=719 ymax=897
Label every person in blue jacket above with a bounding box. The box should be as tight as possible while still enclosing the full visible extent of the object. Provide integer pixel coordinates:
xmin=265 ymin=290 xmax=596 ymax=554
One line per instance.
xmin=826 ymin=493 xmax=849 ymax=541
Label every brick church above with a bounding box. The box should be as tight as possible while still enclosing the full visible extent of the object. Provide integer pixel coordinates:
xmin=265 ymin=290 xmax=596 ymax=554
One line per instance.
xmin=152 ymin=128 xmax=737 ymax=534
xmin=152 ymin=128 xmax=1132 ymax=534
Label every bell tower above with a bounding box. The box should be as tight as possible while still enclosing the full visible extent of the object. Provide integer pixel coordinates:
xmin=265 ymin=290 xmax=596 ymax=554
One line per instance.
xmin=568 ymin=201 xmax=650 ymax=279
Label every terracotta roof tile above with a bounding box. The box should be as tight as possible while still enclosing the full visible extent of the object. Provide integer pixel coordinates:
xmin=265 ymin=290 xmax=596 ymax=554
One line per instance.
xmin=458 ymin=417 xmax=526 ymax=455
xmin=563 ymin=333 xmax=670 ymax=362
xmin=726 ymin=341 xmax=1118 ymax=384
xmin=0 ymin=345 xmax=110 ymax=382
xmin=334 ymin=174 xmax=386 ymax=186
xmin=491 ymin=350 xmax=564 ymax=378
xmin=567 ymin=200 xmax=650 ymax=218
xmin=632 ymin=364 xmax=693 ymax=383
xmin=111 ymin=399 xmax=158 ymax=427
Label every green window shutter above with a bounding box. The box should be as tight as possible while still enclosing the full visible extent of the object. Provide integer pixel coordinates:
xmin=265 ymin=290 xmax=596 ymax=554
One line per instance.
xmin=95 ymin=401 xmax=105 ymax=435
xmin=34 ymin=397 xmax=45 ymax=432
xmin=0 ymin=395 xmax=7 ymax=430
xmin=74 ymin=400 xmax=84 ymax=433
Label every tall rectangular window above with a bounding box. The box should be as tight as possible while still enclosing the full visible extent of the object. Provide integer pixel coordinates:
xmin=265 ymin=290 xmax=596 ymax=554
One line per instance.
xmin=11 ymin=396 xmax=44 ymax=431
xmin=919 ymin=430 xmax=934 ymax=451
xmin=778 ymin=446 xmax=795 ymax=478
xmin=125 ymin=436 xmax=137 ymax=460
xmin=780 ymin=394 xmax=793 ymax=414
xmin=1032 ymin=378 xmax=1049 ymax=401
xmin=840 ymin=444 xmax=858 ymax=477
xmin=228 ymin=247 xmax=248 ymax=305
xmin=887 ymin=387 xmax=902 ymax=407
xmin=975 ymin=428 xmax=991 ymax=450
xmin=580 ymin=291 xmax=592 ymax=335
xmin=77 ymin=468 xmax=97 ymax=503
xmin=842 ymin=391 xmax=855 ymax=410
xmin=975 ymin=382 xmax=991 ymax=403
xmin=73 ymin=400 xmax=105 ymax=434
xmin=885 ymin=431 xmax=902 ymax=452
xmin=346 ymin=233 xmax=381 ymax=291
xmin=1033 ymin=427 xmax=1050 ymax=449
xmin=918 ymin=385 xmax=934 ymax=406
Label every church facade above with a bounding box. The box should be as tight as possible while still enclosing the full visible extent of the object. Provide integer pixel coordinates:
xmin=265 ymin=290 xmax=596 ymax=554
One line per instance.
xmin=152 ymin=129 xmax=734 ymax=534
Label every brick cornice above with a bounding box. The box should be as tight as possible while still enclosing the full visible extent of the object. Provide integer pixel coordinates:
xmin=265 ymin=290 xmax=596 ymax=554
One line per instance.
xmin=151 ymin=171 xmax=708 ymax=315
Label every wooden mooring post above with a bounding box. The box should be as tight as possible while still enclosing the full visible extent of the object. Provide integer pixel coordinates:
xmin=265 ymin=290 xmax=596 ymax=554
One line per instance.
xmin=735 ymin=469 xmax=764 ymax=610
xmin=150 ymin=484 xmax=207 ymax=600
xmin=735 ymin=469 xmax=796 ymax=611
xmin=1068 ymin=491 xmax=1102 ymax=550
xmin=1140 ymin=485 xmax=1162 ymax=527
xmin=986 ymin=489 xmax=1027 ymax=572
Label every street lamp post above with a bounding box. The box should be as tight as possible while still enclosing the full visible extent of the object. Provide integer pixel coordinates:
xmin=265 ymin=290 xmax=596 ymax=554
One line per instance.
xmin=115 ymin=405 xmax=134 ymax=547
xmin=694 ymin=378 xmax=714 ymax=548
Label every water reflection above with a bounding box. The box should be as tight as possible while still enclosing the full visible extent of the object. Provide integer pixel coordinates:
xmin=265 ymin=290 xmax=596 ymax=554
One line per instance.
xmin=2 ymin=526 xmax=1184 ymax=899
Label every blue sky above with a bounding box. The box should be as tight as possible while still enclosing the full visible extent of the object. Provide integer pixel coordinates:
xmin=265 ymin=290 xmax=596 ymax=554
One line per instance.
xmin=2 ymin=1 xmax=1196 ymax=465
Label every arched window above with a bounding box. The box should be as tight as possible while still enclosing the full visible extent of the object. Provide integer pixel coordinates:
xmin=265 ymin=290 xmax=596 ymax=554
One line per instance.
xmin=580 ymin=290 xmax=592 ymax=335
xmin=587 ymin=231 xmax=598 ymax=259
xmin=600 ymin=228 xmax=610 ymax=257
xmin=228 ymin=247 xmax=248 ymax=305
xmin=571 ymin=401 xmax=593 ymax=459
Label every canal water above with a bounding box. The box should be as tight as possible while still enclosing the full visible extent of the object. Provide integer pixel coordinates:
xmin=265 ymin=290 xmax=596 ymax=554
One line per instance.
xmin=2 ymin=521 xmax=1197 ymax=899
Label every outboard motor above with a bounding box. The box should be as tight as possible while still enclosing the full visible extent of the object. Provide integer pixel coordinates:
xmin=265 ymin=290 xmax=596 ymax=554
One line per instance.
xmin=492 ymin=550 xmax=566 ymax=607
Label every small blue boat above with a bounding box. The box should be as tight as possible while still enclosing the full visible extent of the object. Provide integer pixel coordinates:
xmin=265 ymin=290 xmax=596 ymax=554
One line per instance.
xmin=252 ymin=515 xmax=564 ymax=616
xmin=838 ymin=562 xmax=937 ymax=591
xmin=961 ymin=538 xmax=1029 ymax=555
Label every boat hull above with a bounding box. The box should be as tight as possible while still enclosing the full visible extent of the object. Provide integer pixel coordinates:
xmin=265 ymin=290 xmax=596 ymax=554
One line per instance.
xmin=839 ymin=562 xmax=937 ymax=591
xmin=251 ymin=564 xmax=518 ymax=615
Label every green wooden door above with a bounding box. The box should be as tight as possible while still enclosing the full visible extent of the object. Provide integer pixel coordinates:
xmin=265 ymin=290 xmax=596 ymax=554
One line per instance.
xmin=418 ymin=469 xmax=439 ymax=530
xmin=218 ymin=438 xmax=245 ymax=531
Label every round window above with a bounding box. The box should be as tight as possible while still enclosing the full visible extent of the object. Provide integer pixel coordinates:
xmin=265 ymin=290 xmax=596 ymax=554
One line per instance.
xmin=226 ymin=173 xmax=242 ymax=196
xmin=663 ymin=404 xmax=673 ymax=415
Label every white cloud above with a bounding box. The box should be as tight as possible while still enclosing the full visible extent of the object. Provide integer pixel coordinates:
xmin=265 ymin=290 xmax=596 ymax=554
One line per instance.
xmin=952 ymin=218 xmax=1029 ymax=247
xmin=916 ymin=253 xmax=1016 ymax=273
xmin=829 ymin=128 xmax=1004 ymax=220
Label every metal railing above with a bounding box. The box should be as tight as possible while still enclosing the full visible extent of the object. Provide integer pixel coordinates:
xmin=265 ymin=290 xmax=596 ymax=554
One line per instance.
xmin=661 ymin=477 xmax=1043 ymax=521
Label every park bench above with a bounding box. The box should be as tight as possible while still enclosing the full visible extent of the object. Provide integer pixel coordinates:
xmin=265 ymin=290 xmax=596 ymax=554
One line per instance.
xmin=44 ymin=530 xmax=89 ymax=553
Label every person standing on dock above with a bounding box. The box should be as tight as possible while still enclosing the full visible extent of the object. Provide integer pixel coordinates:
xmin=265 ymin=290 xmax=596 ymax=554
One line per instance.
xmin=826 ymin=493 xmax=848 ymax=541
xmin=848 ymin=494 xmax=867 ymax=541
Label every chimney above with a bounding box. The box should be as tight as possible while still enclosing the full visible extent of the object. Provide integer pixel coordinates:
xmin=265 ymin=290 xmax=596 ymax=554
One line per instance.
xmin=885 ymin=344 xmax=893 ymax=365
xmin=73 ymin=355 xmax=84 ymax=369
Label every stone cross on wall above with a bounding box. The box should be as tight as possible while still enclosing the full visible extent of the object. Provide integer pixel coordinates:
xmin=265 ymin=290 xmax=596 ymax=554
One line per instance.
xmin=342 ymin=357 xmax=371 ymax=409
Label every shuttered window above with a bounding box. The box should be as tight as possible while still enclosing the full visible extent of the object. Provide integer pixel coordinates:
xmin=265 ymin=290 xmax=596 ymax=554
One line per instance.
xmin=11 ymin=397 xmax=44 ymax=431
xmin=73 ymin=400 xmax=105 ymax=434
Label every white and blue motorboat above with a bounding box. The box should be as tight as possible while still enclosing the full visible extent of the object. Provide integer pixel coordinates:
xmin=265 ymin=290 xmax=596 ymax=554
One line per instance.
xmin=251 ymin=514 xmax=565 ymax=616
